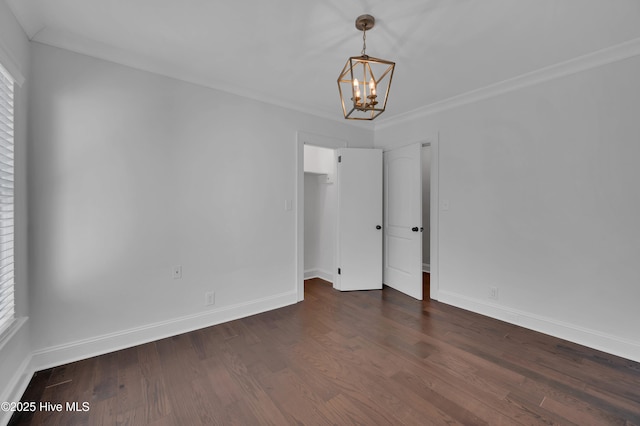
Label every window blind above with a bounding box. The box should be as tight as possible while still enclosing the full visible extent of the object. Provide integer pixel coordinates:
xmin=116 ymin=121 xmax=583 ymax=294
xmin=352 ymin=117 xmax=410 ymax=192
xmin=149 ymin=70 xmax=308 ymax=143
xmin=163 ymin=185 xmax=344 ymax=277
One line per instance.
xmin=0 ymin=65 xmax=15 ymax=337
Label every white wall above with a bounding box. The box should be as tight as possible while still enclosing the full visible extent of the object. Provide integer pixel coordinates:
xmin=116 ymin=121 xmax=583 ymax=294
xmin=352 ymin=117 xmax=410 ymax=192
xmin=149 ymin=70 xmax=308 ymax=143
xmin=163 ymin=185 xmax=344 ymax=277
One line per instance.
xmin=303 ymin=145 xmax=337 ymax=281
xmin=421 ymin=146 xmax=431 ymax=269
xmin=304 ymin=174 xmax=320 ymax=273
xmin=375 ymin=54 xmax=640 ymax=362
xmin=304 ymin=144 xmax=335 ymax=176
xmin=303 ymin=171 xmax=336 ymax=281
xmin=27 ymin=43 xmax=372 ymax=368
xmin=0 ymin=0 xmax=32 ymax=418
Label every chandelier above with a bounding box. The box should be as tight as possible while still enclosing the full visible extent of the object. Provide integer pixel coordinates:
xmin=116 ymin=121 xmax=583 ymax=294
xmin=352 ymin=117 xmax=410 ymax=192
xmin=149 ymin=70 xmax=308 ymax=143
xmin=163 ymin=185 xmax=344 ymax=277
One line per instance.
xmin=337 ymin=14 xmax=395 ymax=120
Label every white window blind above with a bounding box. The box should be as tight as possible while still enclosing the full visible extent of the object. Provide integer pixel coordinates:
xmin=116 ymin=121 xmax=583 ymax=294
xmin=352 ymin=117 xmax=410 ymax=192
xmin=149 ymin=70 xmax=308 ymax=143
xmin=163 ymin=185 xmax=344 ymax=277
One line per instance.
xmin=0 ymin=65 xmax=15 ymax=337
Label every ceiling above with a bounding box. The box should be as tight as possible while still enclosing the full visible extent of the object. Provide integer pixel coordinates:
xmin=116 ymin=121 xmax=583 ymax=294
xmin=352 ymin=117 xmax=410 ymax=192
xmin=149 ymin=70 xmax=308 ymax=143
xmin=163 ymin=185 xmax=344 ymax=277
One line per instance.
xmin=6 ymin=0 xmax=640 ymax=124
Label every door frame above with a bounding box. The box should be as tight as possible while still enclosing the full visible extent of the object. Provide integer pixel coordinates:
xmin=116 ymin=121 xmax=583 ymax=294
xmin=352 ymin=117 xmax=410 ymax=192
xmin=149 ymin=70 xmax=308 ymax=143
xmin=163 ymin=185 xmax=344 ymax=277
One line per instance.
xmin=429 ymin=134 xmax=440 ymax=301
xmin=295 ymin=131 xmax=348 ymax=301
xmin=296 ymin=131 xmax=440 ymax=302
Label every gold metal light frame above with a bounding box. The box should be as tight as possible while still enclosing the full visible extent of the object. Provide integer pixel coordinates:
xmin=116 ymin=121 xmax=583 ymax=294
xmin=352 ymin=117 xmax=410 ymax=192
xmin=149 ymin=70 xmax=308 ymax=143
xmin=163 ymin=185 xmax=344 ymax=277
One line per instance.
xmin=338 ymin=15 xmax=395 ymax=120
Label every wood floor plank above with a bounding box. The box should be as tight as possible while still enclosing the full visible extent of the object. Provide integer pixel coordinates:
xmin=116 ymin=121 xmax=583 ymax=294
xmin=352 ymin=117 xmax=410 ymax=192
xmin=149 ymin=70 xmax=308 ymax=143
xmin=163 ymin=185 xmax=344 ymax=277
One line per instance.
xmin=92 ymin=352 xmax=118 ymax=402
xmin=255 ymin=367 xmax=334 ymax=425
xmin=159 ymin=381 xmax=207 ymax=426
xmin=216 ymin=399 xmax=261 ymax=426
xmin=217 ymin=350 xmax=290 ymax=425
xmin=504 ymin=385 xmax=581 ymax=426
xmin=141 ymin=376 xmax=170 ymax=423
xmin=116 ymin=405 xmax=146 ymax=426
xmin=278 ymin=348 xmax=342 ymax=403
xmin=47 ymin=364 xmax=77 ymax=388
xmin=540 ymin=393 xmax=629 ymax=425
xmin=89 ymin=396 xmax=117 ymax=426
xmin=116 ymin=355 xmax=144 ymax=414
xmin=391 ymin=369 xmax=489 ymax=425
xmin=9 ymin=278 xmax=640 ymax=425
xmin=323 ymin=393 xmax=392 ymax=425
xmin=135 ymin=343 xmax=162 ymax=380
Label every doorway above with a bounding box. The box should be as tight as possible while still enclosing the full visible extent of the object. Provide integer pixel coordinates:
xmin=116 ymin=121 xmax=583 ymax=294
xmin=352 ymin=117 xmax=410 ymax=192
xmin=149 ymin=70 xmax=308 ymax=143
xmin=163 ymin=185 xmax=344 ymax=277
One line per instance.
xmin=295 ymin=132 xmax=348 ymax=301
xmin=303 ymin=144 xmax=383 ymax=293
xmin=303 ymin=144 xmax=337 ymax=285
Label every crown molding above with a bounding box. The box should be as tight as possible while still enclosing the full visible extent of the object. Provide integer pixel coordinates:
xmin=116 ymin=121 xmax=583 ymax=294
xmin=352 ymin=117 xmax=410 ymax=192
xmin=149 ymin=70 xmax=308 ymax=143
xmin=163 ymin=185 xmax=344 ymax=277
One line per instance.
xmin=375 ymin=36 xmax=640 ymax=130
xmin=26 ymin=23 xmax=640 ymax=132
xmin=31 ymin=27 xmax=372 ymax=129
xmin=5 ymin=0 xmax=44 ymax=39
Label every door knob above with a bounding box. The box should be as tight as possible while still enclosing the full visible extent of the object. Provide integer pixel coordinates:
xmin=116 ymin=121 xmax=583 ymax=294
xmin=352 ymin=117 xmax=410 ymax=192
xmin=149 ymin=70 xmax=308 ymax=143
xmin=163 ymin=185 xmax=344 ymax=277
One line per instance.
xmin=411 ymin=227 xmax=419 ymax=232
xmin=376 ymin=225 xmax=382 ymax=230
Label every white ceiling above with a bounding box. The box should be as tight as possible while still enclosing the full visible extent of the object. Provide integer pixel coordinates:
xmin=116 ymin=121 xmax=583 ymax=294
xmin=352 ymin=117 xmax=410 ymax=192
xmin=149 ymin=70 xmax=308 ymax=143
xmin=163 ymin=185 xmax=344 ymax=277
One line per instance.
xmin=6 ymin=0 xmax=640 ymax=124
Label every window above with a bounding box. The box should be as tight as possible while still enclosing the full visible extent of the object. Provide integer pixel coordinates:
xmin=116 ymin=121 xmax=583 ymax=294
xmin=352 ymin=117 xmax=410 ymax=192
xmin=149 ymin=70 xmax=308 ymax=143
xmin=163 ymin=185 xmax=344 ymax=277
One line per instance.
xmin=0 ymin=64 xmax=15 ymax=336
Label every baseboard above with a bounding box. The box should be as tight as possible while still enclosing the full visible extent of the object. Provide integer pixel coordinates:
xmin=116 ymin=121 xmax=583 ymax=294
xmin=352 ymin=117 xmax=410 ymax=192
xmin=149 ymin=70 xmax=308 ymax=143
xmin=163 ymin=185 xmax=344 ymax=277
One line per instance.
xmin=0 ymin=318 xmax=31 ymax=426
xmin=0 ymin=354 xmax=33 ymax=426
xmin=438 ymin=290 xmax=640 ymax=363
xmin=29 ymin=290 xmax=298 ymax=373
xmin=304 ymin=268 xmax=333 ymax=283
xmin=422 ymin=263 xmax=430 ymax=273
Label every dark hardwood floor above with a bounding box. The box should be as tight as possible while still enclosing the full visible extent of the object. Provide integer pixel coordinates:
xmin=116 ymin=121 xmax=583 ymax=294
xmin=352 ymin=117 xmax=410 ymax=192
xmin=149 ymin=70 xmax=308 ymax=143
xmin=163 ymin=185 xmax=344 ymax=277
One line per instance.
xmin=9 ymin=278 xmax=640 ymax=425
xmin=423 ymin=271 xmax=430 ymax=301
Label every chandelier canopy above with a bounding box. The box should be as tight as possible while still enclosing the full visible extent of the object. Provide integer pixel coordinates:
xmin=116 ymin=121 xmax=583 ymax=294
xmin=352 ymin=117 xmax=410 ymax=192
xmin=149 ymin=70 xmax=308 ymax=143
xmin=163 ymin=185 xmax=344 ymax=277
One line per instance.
xmin=337 ymin=15 xmax=395 ymax=120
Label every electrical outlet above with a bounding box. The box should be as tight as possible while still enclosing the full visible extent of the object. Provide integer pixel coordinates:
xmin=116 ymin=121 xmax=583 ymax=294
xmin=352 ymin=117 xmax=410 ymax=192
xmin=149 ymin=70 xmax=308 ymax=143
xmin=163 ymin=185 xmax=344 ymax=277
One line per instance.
xmin=205 ymin=291 xmax=215 ymax=306
xmin=489 ymin=286 xmax=499 ymax=300
xmin=172 ymin=265 xmax=182 ymax=279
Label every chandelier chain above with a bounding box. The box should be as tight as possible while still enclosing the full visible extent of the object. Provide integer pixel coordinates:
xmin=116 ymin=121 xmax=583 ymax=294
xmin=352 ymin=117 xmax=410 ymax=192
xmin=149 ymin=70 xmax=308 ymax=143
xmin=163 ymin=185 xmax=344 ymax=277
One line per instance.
xmin=361 ymin=28 xmax=367 ymax=56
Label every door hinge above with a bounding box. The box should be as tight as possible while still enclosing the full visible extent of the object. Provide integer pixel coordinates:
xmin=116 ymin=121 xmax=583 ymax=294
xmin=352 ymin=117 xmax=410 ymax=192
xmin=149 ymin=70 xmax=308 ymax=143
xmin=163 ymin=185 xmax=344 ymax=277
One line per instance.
xmin=338 ymin=268 xmax=341 ymax=275
xmin=338 ymin=155 xmax=342 ymax=163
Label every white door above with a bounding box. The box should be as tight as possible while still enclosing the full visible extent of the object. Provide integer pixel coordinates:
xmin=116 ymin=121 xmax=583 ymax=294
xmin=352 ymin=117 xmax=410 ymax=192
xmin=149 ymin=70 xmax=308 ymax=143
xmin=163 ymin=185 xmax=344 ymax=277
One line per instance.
xmin=336 ymin=148 xmax=383 ymax=291
xmin=383 ymin=143 xmax=422 ymax=299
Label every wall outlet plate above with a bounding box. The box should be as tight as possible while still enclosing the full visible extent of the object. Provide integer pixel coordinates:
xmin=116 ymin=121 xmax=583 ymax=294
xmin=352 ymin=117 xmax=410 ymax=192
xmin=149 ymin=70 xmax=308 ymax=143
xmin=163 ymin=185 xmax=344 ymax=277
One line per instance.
xmin=173 ymin=265 xmax=182 ymax=279
xmin=489 ymin=286 xmax=499 ymax=300
xmin=205 ymin=291 xmax=215 ymax=306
